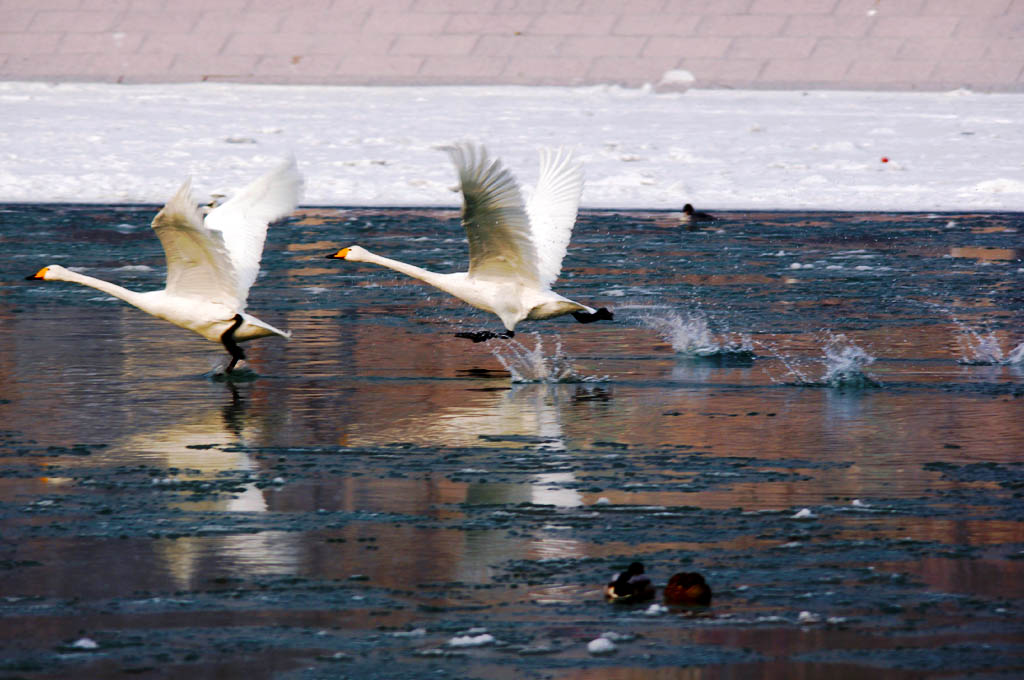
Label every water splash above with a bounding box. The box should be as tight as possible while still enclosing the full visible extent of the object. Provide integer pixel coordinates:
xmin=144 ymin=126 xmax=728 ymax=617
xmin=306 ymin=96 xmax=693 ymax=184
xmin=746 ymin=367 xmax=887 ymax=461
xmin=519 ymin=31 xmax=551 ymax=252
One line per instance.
xmin=757 ymin=333 xmax=879 ymax=388
xmin=820 ymin=333 xmax=880 ymax=388
xmin=490 ymin=334 xmax=608 ymax=384
xmin=917 ymin=300 xmax=1022 ymax=365
xmin=639 ymin=309 xmax=754 ymax=360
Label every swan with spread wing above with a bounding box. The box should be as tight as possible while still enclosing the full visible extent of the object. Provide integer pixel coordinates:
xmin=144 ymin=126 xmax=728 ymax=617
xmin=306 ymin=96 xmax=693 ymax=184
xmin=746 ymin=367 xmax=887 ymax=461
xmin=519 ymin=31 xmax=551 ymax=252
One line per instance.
xmin=27 ymin=158 xmax=303 ymax=372
xmin=327 ymin=143 xmax=612 ymax=341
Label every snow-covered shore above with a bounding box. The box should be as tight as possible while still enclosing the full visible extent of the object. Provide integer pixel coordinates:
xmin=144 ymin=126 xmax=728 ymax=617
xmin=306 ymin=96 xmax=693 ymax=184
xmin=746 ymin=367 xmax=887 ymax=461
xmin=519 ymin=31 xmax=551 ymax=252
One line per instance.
xmin=2 ymin=81 xmax=1022 ymax=211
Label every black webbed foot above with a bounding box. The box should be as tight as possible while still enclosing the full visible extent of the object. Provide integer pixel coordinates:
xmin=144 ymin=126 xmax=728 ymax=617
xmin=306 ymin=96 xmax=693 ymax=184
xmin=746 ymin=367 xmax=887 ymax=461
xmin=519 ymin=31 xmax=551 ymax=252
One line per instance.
xmin=221 ymin=314 xmax=246 ymax=372
xmin=572 ymin=307 xmax=614 ymax=324
xmin=455 ymin=329 xmax=515 ymax=343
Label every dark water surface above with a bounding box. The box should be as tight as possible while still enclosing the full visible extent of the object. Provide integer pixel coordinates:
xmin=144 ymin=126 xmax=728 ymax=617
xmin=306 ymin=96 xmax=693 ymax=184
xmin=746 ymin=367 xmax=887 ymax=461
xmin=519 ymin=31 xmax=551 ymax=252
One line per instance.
xmin=1 ymin=205 xmax=1022 ymax=679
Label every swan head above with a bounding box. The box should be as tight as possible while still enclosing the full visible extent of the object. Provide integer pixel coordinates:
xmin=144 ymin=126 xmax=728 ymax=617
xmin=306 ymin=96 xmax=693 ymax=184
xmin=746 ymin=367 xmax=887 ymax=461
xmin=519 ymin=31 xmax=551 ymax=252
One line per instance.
xmin=25 ymin=265 xmax=70 ymax=281
xmin=682 ymin=204 xmax=695 ymax=215
xmin=326 ymin=245 xmax=369 ymax=262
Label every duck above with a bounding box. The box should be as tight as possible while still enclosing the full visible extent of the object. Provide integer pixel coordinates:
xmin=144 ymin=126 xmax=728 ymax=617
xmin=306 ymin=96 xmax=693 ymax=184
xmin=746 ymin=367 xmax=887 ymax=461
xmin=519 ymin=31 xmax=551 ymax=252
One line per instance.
xmin=604 ymin=562 xmax=655 ymax=603
xmin=327 ymin=142 xmax=612 ymax=342
xmin=680 ymin=203 xmax=715 ymax=229
xmin=26 ymin=157 xmax=303 ymax=373
xmin=663 ymin=571 xmax=712 ymax=606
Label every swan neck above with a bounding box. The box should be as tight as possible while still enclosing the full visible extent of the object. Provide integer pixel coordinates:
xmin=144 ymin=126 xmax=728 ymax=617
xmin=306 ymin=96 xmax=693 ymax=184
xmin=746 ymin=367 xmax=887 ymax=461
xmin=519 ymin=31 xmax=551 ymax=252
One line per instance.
xmin=363 ymin=251 xmax=445 ymax=286
xmin=60 ymin=269 xmax=146 ymax=307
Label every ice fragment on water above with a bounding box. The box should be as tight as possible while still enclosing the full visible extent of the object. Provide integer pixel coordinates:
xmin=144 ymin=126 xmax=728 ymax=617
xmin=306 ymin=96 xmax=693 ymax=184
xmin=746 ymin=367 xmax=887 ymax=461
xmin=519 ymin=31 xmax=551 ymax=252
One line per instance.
xmin=587 ymin=637 xmax=616 ymax=655
xmin=448 ymin=633 xmax=495 ymax=647
xmin=791 ymin=508 xmax=816 ymax=519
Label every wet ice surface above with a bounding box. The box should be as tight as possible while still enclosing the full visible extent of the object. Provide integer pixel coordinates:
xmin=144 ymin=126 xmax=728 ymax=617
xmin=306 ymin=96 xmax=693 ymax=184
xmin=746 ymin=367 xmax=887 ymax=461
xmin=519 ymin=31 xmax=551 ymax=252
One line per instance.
xmin=1 ymin=206 xmax=1023 ymax=679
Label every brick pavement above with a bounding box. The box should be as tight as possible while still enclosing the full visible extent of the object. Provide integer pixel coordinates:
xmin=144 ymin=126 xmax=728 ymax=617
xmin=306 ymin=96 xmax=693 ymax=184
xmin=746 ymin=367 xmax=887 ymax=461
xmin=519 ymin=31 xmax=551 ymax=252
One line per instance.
xmin=0 ymin=0 xmax=1021 ymax=90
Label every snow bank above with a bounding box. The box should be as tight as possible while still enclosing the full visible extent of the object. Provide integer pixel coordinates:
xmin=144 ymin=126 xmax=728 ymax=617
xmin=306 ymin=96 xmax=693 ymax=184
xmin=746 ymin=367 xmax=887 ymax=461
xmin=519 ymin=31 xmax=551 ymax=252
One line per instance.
xmin=1 ymin=81 xmax=1022 ymax=211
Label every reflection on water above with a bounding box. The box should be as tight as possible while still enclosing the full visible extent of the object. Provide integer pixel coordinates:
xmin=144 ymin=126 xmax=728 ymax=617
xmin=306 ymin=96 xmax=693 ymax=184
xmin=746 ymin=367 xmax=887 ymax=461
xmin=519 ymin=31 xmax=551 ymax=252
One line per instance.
xmin=1 ymin=207 xmax=1022 ymax=677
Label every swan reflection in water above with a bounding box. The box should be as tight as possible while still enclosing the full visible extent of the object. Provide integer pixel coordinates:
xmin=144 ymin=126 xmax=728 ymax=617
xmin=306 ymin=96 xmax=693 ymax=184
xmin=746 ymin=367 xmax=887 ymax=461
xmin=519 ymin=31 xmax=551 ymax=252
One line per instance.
xmin=129 ymin=383 xmax=300 ymax=589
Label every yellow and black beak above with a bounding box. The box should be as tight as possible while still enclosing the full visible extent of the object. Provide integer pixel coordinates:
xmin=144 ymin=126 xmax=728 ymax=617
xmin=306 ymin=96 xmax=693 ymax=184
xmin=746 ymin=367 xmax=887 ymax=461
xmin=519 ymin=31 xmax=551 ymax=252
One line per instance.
xmin=326 ymin=248 xmax=350 ymax=260
xmin=25 ymin=266 xmax=48 ymax=281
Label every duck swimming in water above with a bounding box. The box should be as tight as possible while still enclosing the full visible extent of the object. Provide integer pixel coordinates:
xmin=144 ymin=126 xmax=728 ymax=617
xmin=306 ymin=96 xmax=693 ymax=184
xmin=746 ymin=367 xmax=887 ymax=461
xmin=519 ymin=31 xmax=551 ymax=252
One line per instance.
xmin=681 ymin=203 xmax=715 ymax=228
xmin=663 ymin=571 xmax=712 ymax=606
xmin=604 ymin=562 xmax=655 ymax=603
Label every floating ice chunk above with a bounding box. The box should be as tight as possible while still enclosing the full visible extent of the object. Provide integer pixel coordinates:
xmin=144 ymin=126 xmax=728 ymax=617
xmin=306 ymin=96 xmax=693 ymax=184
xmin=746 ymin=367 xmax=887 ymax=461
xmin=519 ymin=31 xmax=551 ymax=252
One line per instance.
xmin=851 ymin=499 xmax=869 ymax=507
xmin=595 ymin=497 xmax=611 ymax=505
xmin=645 ymin=604 xmax=669 ymax=616
xmin=587 ymin=637 xmax=617 ymax=655
xmin=391 ymin=628 xmax=427 ymax=638
xmin=791 ymin=508 xmax=816 ymax=519
xmin=798 ymin=611 xmax=822 ymax=624
xmin=600 ymin=632 xmax=635 ymax=642
xmin=449 ymin=633 xmax=495 ymax=647
xmin=71 ymin=637 xmax=99 ymax=650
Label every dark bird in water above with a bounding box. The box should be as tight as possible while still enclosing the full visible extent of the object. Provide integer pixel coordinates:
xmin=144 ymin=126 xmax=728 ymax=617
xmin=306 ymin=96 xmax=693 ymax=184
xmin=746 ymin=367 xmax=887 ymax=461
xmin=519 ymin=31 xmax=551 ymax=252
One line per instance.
xmin=663 ymin=571 xmax=712 ymax=606
xmin=604 ymin=562 xmax=655 ymax=603
xmin=681 ymin=203 xmax=715 ymax=228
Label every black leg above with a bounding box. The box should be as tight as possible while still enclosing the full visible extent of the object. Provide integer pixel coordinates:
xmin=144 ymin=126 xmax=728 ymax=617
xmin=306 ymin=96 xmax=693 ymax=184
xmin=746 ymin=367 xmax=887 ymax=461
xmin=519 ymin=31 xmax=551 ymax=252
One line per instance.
xmin=455 ymin=329 xmax=515 ymax=343
xmin=221 ymin=314 xmax=246 ymax=372
xmin=571 ymin=307 xmax=614 ymax=324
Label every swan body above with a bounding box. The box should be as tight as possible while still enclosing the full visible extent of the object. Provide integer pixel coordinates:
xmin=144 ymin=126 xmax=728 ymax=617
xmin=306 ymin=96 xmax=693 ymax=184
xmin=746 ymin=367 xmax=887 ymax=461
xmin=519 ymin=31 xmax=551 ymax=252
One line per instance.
xmin=27 ymin=158 xmax=303 ymax=371
xmin=329 ymin=143 xmax=611 ymax=337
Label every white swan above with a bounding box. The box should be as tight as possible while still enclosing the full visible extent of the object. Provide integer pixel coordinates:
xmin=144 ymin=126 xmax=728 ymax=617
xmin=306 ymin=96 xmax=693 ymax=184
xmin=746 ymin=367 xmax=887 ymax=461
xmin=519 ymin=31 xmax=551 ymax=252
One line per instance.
xmin=327 ymin=143 xmax=612 ymax=341
xmin=27 ymin=157 xmax=303 ymax=372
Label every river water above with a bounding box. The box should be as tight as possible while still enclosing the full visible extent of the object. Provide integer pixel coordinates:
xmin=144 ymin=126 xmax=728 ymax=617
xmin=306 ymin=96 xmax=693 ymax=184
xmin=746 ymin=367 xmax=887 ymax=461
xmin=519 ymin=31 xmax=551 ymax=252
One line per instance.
xmin=1 ymin=205 xmax=1022 ymax=678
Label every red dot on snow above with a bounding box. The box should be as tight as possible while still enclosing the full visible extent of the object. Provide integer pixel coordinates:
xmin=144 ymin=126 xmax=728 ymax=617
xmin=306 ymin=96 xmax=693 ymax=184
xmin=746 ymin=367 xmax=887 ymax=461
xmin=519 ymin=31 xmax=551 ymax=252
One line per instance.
xmin=881 ymin=157 xmax=889 ymax=163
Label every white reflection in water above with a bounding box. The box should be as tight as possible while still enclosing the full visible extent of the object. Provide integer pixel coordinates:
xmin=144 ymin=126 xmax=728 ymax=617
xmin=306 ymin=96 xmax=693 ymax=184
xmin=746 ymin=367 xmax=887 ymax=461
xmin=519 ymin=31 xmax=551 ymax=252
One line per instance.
xmin=119 ymin=386 xmax=300 ymax=589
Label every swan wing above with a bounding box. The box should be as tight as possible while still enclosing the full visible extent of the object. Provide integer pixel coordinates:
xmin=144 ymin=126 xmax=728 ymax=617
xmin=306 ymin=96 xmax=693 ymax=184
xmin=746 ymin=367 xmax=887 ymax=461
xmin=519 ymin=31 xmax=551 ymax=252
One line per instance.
xmin=151 ymin=177 xmax=242 ymax=309
xmin=447 ymin=143 xmax=539 ymax=284
xmin=526 ymin=147 xmax=584 ymax=289
xmin=203 ymin=156 xmax=304 ymax=304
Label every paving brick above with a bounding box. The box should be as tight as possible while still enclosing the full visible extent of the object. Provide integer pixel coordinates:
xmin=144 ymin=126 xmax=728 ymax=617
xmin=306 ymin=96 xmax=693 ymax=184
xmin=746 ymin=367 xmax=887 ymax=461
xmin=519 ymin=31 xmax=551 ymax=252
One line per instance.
xmin=30 ymin=10 xmax=119 ymax=31
xmin=495 ymin=0 xmax=582 ymax=11
xmin=760 ymin=57 xmax=850 ymax=83
xmin=613 ymin=14 xmax=701 ymax=36
xmin=199 ymin=11 xmax=283 ymax=32
xmin=785 ymin=15 xmax=871 ymax=37
xmin=248 ymin=0 xmax=333 ymax=10
xmin=749 ymin=0 xmax=837 ymax=14
xmin=697 ymin=15 xmax=786 ymax=37
xmin=870 ymin=16 xmax=960 ymax=38
xmin=813 ymin=36 xmax=905 ymax=60
xmin=529 ymin=13 xmax=617 ymax=35
xmin=0 ymin=10 xmax=35 ymax=31
xmin=678 ymin=56 xmax=765 ymax=83
xmin=587 ymin=55 xmax=678 ymax=83
xmin=728 ymin=36 xmax=817 ymax=59
xmin=955 ymin=14 xmax=1024 ymax=37
xmin=643 ymin=36 xmax=730 ymax=58
xmin=662 ymin=0 xmax=755 ymax=14
xmin=444 ymin=12 xmax=534 ymax=34
xmin=252 ymin=54 xmax=340 ymax=77
xmin=392 ymin=34 xmax=478 ymax=56
xmin=280 ymin=11 xmax=370 ymax=32
xmin=924 ymin=0 xmax=1011 ymax=14
xmin=412 ymin=0 xmax=497 ymax=11
xmin=418 ymin=55 xmax=507 ymax=80
xmin=473 ymin=34 xmax=562 ymax=56
xmin=363 ymin=11 xmax=451 ymax=34
xmin=930 ymin=58 xmax=1024 ymax=85
xmin=846 ymin=58 xmax=935 ymax=84
xmin=334 ymin=54 xmax=424 ymax=77
xmin=1 ymin=0 xmax=83 ymax=9
xmin=115 ymin=12 xmax=201 ymax=32
xmin=0 ymin=32 xmax=62 ymax=54
xmin=834 ymin=0 xmax=925 ymax=14
xmin=985 ymin=37 xmax=1024 ymax=60
xmin=502 ymin=55 xmax=590 ymax=83
xmin=90 ymin=51 xmax=174 ymax=78
xmin=59 ymin=31 xmax=145 ymax=53
xmin=140 ymin=32 xmax=229 ymax=56
xmin=898 ymin=37 xmax=990 ymax=61
xmin=169 ymin=54 xmax=260 ymax=78
xmin=560 ymin=35 xmax=646 ymax=57
xmin=580 ymin=0 xmax=666 ymax=12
